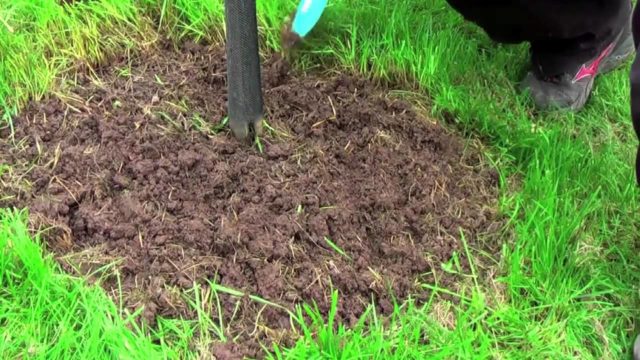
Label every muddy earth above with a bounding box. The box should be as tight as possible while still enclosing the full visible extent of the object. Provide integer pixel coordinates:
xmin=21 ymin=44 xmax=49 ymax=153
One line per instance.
xmin=1 ymin=41 xmax=501 ymax=358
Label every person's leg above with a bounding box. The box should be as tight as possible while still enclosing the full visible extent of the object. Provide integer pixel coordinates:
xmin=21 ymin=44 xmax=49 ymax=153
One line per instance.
xmin=522 ymin=0 xmax=633 ymax=111
xmin=444 ymin=0 xmax=531 ymax=45
xmin=445 ymin=0 xmax=633 ymax=111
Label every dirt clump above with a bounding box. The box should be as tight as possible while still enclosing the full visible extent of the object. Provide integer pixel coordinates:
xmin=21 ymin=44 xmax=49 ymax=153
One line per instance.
xmin=1 ymin=41 xmax=501 ymax=357
xmin=280 ymin=11 xmax=304 ymax=50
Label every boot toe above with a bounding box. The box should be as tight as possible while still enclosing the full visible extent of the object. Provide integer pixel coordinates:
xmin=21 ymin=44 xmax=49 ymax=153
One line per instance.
xmin=520 ymin=72 xmax=593 ymax=111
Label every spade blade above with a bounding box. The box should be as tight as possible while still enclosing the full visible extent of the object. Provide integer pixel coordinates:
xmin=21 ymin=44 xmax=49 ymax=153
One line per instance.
xmin=291 ymin=0 xmax=327 ymax=38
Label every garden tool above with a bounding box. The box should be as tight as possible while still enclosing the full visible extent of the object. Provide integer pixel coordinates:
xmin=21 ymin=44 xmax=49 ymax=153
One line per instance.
xmin=224 ymin=0 xmax=327 ymax=140
xmin=282 ymin=0 xmax=327 ymax=48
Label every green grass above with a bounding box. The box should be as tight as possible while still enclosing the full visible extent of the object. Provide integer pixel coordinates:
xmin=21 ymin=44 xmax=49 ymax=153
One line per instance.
xmin=0 ymin=208 xmax=168 ymax=359
xmin=0 ymin=0 xmax=151 ymax=124
xmin=1 ymin=0 xmax=640 ymax=359
xmin=0 ymin=208 xmax=280 ymax=359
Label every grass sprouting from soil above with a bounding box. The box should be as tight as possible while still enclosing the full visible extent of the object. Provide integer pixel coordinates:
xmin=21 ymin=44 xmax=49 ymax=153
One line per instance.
xmin=0 ymin=207 xmax=278 ymax=359
xmin=0 ymin=0 xmax=149 ymax=124
xmin=1 ymin=0 xmax=639 ymax=359
xmin=0 ymin=208 xmax=165 ymax=359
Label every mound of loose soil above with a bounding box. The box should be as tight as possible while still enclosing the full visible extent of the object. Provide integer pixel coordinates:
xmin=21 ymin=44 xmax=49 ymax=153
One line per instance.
xmin=1 ymin=41 xmax=501 ymax=357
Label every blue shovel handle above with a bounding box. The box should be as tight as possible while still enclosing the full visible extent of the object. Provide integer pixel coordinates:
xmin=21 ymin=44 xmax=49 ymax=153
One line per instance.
xmin=291 ymin=0 xmax=327 ymax=38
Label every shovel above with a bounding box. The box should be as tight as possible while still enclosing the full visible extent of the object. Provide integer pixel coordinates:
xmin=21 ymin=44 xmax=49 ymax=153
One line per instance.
xmin=282 ymin=0 xmax=327 ymax=48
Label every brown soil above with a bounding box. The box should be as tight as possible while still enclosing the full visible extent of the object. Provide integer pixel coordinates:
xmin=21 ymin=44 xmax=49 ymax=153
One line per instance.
xmin=280 ymin=12 xmax=304 ymax=50
xmin=0 ymin=41 xmax=501 ymax=358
